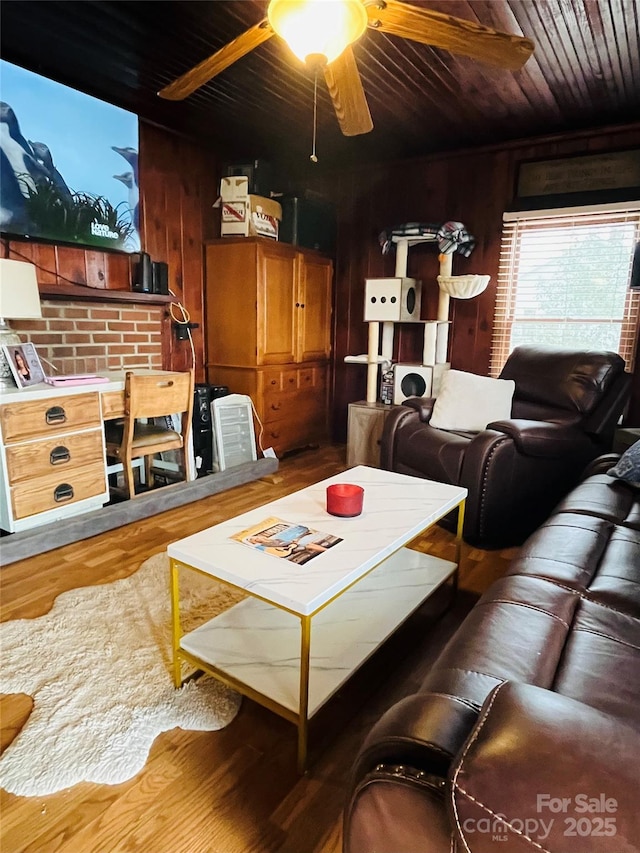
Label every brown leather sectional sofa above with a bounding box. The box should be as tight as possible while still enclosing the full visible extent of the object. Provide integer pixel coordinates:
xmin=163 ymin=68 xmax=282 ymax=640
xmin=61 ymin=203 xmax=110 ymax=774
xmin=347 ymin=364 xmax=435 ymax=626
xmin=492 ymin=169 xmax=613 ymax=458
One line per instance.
xmin=344 ymin=454 xmax=640 ymax=852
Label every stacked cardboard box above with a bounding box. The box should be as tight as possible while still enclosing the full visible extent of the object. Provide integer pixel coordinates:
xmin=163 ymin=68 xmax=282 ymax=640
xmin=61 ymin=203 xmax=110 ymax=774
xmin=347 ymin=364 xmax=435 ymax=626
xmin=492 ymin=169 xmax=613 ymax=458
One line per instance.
xmin=219 ymin=176 xmax=282 ymax=240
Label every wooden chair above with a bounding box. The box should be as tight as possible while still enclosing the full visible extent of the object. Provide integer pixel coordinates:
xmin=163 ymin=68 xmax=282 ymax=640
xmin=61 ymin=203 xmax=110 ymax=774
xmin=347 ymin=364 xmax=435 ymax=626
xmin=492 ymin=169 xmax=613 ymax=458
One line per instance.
xmin=105 ymin=370 xmax=194 ymax=499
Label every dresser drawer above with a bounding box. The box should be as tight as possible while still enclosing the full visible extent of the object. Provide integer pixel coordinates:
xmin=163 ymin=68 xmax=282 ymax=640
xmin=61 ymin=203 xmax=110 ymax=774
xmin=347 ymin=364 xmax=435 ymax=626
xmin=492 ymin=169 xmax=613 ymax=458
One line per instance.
xmin=10 ymin=461 xmax=107 ymax=520
xmin=101 ymin=390 xmax=125 ymax=420
xmin=1 ymin=393 xmax=102 ymax=443
xmin=5 ymin=429 xmax=105 ymax=484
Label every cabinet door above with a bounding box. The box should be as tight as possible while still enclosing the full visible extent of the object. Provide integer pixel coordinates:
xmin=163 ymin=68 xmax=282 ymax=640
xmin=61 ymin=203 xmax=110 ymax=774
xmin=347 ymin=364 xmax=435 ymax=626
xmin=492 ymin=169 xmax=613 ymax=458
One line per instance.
xmin=257 ymin=245 xmax=297 ymax=364
xmin=296 ymin=255 xmax=332 ymax=362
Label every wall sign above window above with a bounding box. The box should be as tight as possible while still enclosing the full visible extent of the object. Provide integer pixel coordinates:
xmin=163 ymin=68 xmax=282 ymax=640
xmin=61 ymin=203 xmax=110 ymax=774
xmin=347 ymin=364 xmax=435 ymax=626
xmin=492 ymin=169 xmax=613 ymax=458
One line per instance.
xmin=513 ymin=149 xmax=640 ymax=210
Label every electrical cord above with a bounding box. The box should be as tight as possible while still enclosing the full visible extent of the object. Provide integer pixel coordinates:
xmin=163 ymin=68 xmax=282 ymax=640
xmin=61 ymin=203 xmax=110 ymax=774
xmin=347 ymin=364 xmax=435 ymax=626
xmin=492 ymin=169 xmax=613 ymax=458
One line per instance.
xmin=168 ymin=290 xmax=195 ymax=370
xmin=3 ymin=244 xmax=86 ymax=287
xmin=248 ymin=396 xmax=266 ymax=454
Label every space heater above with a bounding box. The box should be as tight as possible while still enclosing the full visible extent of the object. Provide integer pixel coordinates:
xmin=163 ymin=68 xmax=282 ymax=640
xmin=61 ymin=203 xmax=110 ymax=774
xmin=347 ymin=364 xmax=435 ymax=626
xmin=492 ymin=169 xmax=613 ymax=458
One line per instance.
xmin=211 ymin=394 xmax=257 ymax=472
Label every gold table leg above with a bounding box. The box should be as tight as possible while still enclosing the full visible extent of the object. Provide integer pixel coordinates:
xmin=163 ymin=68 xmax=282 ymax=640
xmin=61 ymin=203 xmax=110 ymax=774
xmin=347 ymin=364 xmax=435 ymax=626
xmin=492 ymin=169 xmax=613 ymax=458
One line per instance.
xmin=170 ymin=558 xmax=183 ymax=688
xmin=297 ymin=614 xmax=311 ymax=774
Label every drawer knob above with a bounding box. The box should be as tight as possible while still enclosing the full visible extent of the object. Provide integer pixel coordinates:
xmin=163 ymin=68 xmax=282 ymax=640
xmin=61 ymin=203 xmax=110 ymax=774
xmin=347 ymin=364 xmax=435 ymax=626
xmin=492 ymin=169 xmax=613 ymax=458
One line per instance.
xmin=54 ymin=483 xmax=74 ymax=503
xmin=270 ymin=402 xmax=281 ymax=411
xmin=46 ymin=405 xmax=67 ymax=425
xmin=50 ymin=445 xmax=71 ymax=465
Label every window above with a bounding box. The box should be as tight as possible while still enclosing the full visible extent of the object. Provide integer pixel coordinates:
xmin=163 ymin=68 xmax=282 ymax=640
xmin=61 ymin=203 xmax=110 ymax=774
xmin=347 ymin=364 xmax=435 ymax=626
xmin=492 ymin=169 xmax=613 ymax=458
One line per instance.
xmin=490 ymin=204 xmax=640 ymax=375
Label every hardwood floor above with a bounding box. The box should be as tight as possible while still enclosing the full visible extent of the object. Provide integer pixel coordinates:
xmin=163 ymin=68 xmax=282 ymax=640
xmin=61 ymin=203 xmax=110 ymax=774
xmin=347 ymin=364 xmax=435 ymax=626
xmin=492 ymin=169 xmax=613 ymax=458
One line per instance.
xmin=0 ymin=445 xmax=518 ymax=853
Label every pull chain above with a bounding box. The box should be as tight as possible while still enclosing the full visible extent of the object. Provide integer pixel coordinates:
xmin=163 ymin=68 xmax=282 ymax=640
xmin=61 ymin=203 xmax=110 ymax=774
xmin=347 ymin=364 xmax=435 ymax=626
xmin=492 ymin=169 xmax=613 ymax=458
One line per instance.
xmin=310 ymin=68 xmax=318 ymax=163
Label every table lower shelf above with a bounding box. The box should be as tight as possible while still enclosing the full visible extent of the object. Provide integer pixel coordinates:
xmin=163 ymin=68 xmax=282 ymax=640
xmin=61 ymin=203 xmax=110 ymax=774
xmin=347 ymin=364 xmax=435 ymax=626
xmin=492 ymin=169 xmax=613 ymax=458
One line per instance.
xmin=179 ymin=546 xmax=456 ymax=718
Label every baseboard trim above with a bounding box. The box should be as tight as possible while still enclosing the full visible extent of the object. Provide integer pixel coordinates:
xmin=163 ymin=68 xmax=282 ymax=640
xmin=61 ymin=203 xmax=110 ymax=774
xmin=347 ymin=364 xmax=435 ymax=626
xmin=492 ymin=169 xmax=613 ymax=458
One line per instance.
xmin=0 ymin=457 xmax=279 ymax=567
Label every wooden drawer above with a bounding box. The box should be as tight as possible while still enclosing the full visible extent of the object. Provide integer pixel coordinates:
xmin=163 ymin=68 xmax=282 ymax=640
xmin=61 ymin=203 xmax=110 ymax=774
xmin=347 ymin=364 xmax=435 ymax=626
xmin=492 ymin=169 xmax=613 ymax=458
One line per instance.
xmin=298 ymin=366 xmax=327 ymax=390
xmin=5 ymin=429 xmax=105 ymax=484
xmin=11 ymin=461 xmax=107 ymax=520
xmin=1 ymin=393 xmax=102 ymax=443
xmin=101 ymin=390 xmax=125 ymax=420
xmin=262 ymin=368 xmax=285 ymax=392
xmin=263 ymin=387 xmax=322 ymax=421
xmin=262 ymin=393 xmax=327 ymax=452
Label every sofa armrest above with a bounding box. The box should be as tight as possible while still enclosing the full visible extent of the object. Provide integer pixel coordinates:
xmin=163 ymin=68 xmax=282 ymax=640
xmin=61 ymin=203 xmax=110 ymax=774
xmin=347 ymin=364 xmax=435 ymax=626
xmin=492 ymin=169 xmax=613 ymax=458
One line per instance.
xmin=581 ymin=452 xmax=621 ymax=477
xmin=486 ymin=418 xmax=589 ymax=457
xmin=380 ymin=397 xmax=435 ymax=470
xmin=401 ymin=396 xmax=436 ymax=421
xmin=451 ymin=682 xmax=640 ymax=851
xmin=353 ymin=692 xmax=479 ymax=782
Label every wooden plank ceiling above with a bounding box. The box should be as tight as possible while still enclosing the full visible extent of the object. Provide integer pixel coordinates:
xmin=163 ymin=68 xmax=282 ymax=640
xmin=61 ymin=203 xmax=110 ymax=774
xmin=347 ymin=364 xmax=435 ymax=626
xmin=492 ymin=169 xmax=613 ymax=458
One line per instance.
xmin=1 ymin=0 xmax=638 ymax=172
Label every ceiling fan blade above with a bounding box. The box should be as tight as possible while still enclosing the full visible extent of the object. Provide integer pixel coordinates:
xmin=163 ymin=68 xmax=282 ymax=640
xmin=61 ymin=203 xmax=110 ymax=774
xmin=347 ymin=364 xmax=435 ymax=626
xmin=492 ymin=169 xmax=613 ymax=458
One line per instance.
xmin=158 ymin=20 xmax=274 ymax=100
xmin=366 ymin=0 xmax=534 ymax=70
xmin=323 ymin=47 xmax=373 ymax=137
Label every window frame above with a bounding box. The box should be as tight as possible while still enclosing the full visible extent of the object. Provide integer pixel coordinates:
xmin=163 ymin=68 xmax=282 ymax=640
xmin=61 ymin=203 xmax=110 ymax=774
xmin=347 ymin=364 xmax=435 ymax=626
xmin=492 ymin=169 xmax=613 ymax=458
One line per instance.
xmin=490 ymin=201 xmax=640 ymax=376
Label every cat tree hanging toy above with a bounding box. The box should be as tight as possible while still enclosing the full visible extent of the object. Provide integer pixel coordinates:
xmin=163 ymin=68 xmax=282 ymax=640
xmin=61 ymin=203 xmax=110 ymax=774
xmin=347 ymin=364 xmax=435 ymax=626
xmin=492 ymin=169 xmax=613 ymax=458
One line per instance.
xmin=346 ymin=221 xmax=490 ymax=403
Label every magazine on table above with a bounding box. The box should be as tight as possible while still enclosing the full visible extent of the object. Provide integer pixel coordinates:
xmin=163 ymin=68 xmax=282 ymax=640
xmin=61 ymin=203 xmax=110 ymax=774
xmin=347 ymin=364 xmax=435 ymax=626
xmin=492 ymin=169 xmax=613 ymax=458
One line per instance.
xmin=231 ymin=517 xmax=342 ymax=565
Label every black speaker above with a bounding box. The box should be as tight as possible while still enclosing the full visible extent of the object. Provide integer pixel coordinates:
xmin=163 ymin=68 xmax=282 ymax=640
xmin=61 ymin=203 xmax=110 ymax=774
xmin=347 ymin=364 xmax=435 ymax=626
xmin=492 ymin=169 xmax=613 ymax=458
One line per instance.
xmin=630 ymin=242 xmax=640 ymax=290
xmin=152 ymin=261 xmax=169 ymax=295
xmin=132 ymin=252 xmax=152 ymax=293
xmin=192 ymin=384 xmax=229 ymax=476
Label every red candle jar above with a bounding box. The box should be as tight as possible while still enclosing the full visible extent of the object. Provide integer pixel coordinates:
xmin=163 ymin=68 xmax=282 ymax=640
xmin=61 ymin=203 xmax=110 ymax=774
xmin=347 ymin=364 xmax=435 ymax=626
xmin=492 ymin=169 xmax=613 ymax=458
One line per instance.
xmin=326 ymin=483 xmax=364 ymax=517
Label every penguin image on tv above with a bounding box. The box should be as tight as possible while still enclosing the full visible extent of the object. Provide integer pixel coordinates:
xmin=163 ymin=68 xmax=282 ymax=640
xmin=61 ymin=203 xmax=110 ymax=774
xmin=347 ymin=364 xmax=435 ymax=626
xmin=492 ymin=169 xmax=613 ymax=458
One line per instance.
xmin=0 ymin=102 xmax=47 ymax=197
xmin=113 ymin=171 xmax=139 ymax=232
xmin=0 ymin=147 xmax=28 ymax=231
xmin=112 ymin=146 xmax=138 ymax=187
xmin=29 ymin=140 xmax=72 ymax=201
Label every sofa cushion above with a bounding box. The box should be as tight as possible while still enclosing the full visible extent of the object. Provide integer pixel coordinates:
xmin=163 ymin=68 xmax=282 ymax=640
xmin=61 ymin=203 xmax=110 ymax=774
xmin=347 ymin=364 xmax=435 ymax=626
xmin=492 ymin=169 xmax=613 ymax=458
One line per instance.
xmin=450 ymin=683 xmax=640 ymax=852
xmin=608 ymin=439 xmax=640 ymax=487
xmin=553 ymin=473 xmax=640 ymax=530
xmin=429 ymin=370 xmax=515 ymax=432
xmin=552 ymin=597 xmax=640 ymax=729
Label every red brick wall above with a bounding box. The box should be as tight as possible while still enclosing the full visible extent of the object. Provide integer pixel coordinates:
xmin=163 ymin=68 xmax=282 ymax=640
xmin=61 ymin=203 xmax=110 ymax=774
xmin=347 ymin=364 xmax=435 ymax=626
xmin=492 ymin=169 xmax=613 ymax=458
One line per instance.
xmin=12 ymin=301 xmax=164 ymax=376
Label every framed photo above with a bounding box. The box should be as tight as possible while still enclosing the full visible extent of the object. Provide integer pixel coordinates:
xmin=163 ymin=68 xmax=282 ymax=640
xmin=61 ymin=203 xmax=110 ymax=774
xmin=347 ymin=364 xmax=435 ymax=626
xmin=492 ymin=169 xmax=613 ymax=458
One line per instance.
xmin=3 ymin=342 xmax=46 ymax=388
xmin=513 ymin=148 xmax=640 ymax=210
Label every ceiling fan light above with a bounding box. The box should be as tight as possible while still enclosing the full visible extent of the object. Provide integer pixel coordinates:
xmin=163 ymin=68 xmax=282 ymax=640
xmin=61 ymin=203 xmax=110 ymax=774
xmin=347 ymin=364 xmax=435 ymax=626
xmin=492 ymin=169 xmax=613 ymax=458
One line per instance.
xmin=268 ymin=0 xmax=367 ymax=65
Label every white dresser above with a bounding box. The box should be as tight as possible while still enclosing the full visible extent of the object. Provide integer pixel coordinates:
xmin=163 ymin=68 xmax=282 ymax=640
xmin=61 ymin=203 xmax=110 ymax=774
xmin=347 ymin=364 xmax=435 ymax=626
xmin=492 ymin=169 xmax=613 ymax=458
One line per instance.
xmin=0 ymin=371 xmax=185 ymax=534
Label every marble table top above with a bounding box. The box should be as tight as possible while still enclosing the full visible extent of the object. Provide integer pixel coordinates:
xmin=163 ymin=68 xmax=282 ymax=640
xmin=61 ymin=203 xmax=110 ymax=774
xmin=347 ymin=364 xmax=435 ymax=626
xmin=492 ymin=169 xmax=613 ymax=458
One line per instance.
xmin=168 ymin=466 xmax=466 ymax=616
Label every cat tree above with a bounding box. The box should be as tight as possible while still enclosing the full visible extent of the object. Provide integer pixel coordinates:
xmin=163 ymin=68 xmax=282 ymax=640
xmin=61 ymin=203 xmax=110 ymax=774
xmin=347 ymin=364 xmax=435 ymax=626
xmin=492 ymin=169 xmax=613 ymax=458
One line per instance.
xmin=346 ymin=222 xmax=489 ymax=403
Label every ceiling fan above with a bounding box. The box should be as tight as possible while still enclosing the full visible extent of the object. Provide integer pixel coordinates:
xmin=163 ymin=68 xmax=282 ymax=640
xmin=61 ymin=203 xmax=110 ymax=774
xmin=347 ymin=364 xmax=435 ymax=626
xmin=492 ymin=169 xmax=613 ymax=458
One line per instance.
xmin=158 ymin=0 xmax=534 ymax=138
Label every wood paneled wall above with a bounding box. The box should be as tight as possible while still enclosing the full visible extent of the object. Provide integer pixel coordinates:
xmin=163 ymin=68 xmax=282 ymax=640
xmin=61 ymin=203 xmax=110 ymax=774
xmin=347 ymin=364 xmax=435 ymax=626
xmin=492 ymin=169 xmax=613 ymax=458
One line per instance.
xmin=138 ymin=123 xmax=219 ymax=379
xmin=2 ymin=121 xmax=219 ymax=383
xmin=324 ymin=123 xmax=640 ymax=440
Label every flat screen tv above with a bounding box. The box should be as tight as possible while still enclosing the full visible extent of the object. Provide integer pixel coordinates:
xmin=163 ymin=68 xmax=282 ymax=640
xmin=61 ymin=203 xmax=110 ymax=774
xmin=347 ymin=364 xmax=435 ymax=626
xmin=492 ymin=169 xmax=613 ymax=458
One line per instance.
xmin=0 ymin=60 xmax=140 ymax=252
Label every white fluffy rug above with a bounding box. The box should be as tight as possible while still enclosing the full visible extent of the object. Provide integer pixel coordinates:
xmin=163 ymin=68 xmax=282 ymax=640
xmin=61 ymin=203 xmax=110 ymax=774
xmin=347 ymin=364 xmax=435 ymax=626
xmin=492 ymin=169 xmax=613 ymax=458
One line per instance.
xmin=0 ymin=553 xmax=244 ymax=797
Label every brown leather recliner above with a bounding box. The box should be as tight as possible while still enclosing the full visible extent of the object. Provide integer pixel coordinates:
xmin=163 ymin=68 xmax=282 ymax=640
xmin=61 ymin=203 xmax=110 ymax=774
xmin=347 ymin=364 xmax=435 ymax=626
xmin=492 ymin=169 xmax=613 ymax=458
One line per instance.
xmin=380 ymin=346 xmax=631 ymax=548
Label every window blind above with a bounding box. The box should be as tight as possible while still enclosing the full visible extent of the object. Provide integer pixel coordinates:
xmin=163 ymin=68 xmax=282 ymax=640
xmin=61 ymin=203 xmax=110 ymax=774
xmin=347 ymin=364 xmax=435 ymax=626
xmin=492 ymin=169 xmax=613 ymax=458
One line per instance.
xmin=490 ymin=206 xmax=640 ymax=376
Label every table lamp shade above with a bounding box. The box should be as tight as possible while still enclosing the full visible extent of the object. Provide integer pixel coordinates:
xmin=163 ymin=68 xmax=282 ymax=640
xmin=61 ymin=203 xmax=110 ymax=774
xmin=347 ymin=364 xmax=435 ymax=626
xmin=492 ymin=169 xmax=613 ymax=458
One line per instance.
xmin=0 ymin=259 xmax=42 ymax=319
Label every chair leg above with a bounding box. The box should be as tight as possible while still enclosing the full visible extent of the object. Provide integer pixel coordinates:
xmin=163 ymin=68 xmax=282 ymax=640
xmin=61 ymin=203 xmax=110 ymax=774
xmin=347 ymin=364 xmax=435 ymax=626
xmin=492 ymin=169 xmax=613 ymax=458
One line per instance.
xmin=145 ymin=454 xmax=154 ymax=489
xmin=124 ymin=455 xmax=137 ymax=499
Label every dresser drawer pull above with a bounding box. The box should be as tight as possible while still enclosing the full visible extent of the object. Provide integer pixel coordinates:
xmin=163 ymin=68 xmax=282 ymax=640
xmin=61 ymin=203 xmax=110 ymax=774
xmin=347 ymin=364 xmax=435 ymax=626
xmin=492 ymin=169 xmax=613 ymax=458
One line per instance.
xmin=270 ymin=402 xmax=281 ymax=411
xmin=269 ymin=430 xmax=280 ymax=439
xmin=54 ymin=483 xmax=74 ymax=503
xmin=50 ymin=445 xmax=71 ymax=465
xmin=46 ymin=405 xmax=67 ymax=425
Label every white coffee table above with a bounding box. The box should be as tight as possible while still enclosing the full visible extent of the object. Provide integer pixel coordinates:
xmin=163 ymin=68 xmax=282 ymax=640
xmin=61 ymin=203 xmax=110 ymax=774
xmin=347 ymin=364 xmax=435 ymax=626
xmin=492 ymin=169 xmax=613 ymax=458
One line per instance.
xmin=167 ymin=465 xmax=467 ymax=771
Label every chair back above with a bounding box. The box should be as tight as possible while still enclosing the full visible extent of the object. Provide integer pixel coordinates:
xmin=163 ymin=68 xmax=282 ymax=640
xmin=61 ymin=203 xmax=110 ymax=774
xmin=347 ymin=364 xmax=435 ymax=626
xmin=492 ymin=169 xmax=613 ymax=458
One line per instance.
xmin=500 ymin=346 xmax=628 ymax=429
xmin=124 ymin=370 xmax=194 ymax=435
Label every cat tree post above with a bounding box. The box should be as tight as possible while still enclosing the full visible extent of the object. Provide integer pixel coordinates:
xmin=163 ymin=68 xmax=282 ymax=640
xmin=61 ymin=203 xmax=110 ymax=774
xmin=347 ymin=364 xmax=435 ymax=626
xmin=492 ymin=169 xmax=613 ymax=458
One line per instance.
xmin=436 ymin=253 xmax=452 ymax=363
xmin=366 ymin=321 xmax=380 ymax=403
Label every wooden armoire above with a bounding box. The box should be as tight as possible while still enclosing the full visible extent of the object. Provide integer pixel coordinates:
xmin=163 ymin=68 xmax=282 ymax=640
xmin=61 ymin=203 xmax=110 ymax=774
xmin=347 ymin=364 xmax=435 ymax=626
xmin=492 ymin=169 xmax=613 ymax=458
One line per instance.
xmin=204 ymin=237 xmax=333 ymax=456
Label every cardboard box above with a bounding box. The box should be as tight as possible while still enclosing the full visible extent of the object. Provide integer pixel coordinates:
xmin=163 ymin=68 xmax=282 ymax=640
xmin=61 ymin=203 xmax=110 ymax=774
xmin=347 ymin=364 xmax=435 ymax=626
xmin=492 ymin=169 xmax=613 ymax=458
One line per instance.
xmin=219 ymin=176 xmax=281 ymax=240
